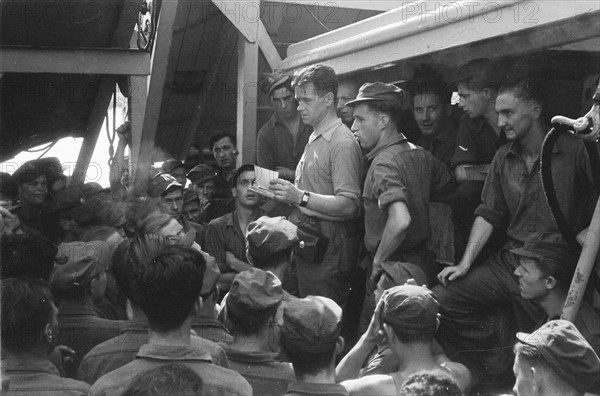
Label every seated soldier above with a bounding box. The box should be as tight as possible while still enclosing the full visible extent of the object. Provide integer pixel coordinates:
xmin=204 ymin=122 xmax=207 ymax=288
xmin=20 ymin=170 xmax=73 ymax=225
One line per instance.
xmin=89 ymin=245 xmax=251 ymax=396
xmin=161 ymin=158 xmax=188 ymax=187
xmin=1 ymin=278 xmax=90 ymax=395
xmin=78 ymin=234 xmax=229 ymax=385
xmin=513 ymin=320 xmax=600 ymax=396
xmin=121 ymin=364 xmax=204 ymax=396
xmin=339 ymin=285 xmax=471 ymax=395
xmin=281 ymin=295 xmax=347 ymax=396
xmin=220 ymin=268 xmax=294 ymax=395
xmin=187 ymin=163 xmax=234 ymax=223
xmin=205 ymin=164 xmax=264 ymax=294
xmin=512 ymin=232 xmax=600 ymax=356
xmin=50 ymin=241 xmax=125 ymax=379
xmin=146 ymin=172 xmax=184 ymax=218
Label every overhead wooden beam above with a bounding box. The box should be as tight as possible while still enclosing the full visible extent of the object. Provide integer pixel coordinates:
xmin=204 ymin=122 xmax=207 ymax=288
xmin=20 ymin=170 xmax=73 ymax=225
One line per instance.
xmin=258 ymin=20 xmax=281 ymax=70
xmin=182 ymin=22 xmax=236 ymax=160
xmin=237 ymin=28 xmax=259 ymax=165
xmin=265 ymin=0 xmax=398 ymax=12
xmin=132 ymin=0 xmax=182 ymax=194
xmin=211 ymin=0 xmax=258 ymax=43
xmin=0 ymin=48 xmax=150 ymax=75
xmin=280 ymin=0 xmax=600 ymax=76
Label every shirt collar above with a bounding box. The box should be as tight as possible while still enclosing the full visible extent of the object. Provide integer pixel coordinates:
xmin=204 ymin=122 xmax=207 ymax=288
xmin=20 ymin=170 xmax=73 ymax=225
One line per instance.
xmin=504 ymin=137 xmax=558 ymax=160
xmin=2 ymin=356 xmax=60 ymax=376
xmin=313 ymin=115 xmax=342 ymax=142
xmin=137 ymin=343 xmax=212 ymax=362
xmin=223 ymin=346 xmax=280 ymax=363
xmin=365 ymin=132 xmax=407 ymax=162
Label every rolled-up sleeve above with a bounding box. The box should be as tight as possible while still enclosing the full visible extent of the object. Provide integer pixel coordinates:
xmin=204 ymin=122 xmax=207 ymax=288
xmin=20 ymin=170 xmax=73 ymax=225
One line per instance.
xmin=330 ymin=136 xmax=363 ymax=208
xmin=371 ymin=162 xmax=408 ymax=210
xmin=474 ymin=151 xmax=509 ymax=229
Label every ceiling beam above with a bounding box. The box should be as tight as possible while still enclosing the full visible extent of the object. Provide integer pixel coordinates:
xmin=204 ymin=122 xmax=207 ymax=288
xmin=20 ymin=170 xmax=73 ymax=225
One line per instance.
xmin=211 ymin=0 xmax=259 ymax=43
xmin=280 ymin=1 xmax=600 ymax=76
xmin=265 ymin=0 xmax=397 ymax=12
xmin=258 ymin=20 xmax=282 ymax=70
xmin=0 ymin=47 xmax=150 ymax=75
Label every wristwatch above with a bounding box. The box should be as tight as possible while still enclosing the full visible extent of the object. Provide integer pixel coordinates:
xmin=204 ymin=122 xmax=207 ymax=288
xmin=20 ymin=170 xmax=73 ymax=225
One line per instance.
xmin=299 ymin=191 xmax=310 ymax=207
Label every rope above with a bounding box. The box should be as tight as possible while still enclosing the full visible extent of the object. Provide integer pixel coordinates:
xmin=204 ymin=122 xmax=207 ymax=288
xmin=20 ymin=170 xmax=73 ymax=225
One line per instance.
xmin=106 ymin=85 xmax=117 ymax=167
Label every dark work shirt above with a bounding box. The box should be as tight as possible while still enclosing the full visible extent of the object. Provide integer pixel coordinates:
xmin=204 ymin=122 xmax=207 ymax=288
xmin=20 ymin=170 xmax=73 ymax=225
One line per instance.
xmin=257 ymin=113 xmax=313 ymax=174
xmin=363 ymin=133 xmax=452 ymax=254
xmin=412 ymin=120 xmax=459 ymax=170
xmin=451 ymin=114 xmax=507 ymax=167
xmin=191 ymin=314 xmax=234 ymax=344
xmin=204 ymin=209 xmax=264 ymax=267
xmin=2 ymin=356 xmax=89 ymax=395
xmin=78 ymin=319 xmax=230 ymax=385
xmin=285 ymin=382 xmax=349 ymax=396
xmin=56 ymin=300 xmax=125 ymax=379
xmin=475 ymin=134 xmax=596 ymax=247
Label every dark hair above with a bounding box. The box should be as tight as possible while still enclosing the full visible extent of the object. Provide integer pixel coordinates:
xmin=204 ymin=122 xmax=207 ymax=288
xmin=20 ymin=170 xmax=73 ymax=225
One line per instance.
xmin=134 ymin=245 xmax=206 ymax=332
xmin=389 ymin=328 xmax=436 ymax=344
xmin=246 ymin=243 xmax=293 ymax=271
xmin=532 ymin=257 xmax=575 ymax=291
xmin=1 ymin=233 xmax=57 ymax=280
xmin=209 ymin=132 xmax=236 ymax=151
xmin=112 ymin=234 xmax=171 ymax=307
xmin=399 ymin=370 xmax=463 ymax=396
xmin=1 ymin=278 xmax=54 ymax=353
xmin=411 ymin=80 xmax=452 ymax=105
xmin=514 ymin=342 xmax=552 ymax=372
xmin=121 ymin=363 xmax=203 ymax=396
xmin=364 ymin=100 xmax=403 ymax=127
xmin=292 ymin=64 xmax=338 ymax=101
xmin=231 ymin=163 xmax=255 ymax=187
xmin=281 ymin=337 xmax=336 ymax=376
xmin=499 ymin=78 xmax=546 ymax=108
xmin=225 ymin=306 xmax=277 ymax=337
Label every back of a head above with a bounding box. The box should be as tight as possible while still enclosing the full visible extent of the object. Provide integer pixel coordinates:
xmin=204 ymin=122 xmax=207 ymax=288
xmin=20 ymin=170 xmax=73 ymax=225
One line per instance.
xmin=1 ymin=278 xmax=54 ymax=353
xmin=121 ymin=364 xmax=203 ymax=396
xmin=281 ymin=295 xmax=342 ymax=375
xmin=399 ymin=370 xmax=463 ymax=396
xmin=454 ymin=58 xmax=502 ymax=92
xmin=245 ymin=216 xmax=298 ymax=270
xmin=1 ymin=232 xmax=57 ymax=280
xmin=134 ymin=245 xmax=206 ymax=333
xmin=292 ymin=64 xmax=338 ymax=100
xmin=112 ymin=233 xmax=171 ymax=307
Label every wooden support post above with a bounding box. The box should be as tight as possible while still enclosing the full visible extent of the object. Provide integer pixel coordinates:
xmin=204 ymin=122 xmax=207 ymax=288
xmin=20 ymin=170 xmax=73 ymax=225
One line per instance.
xmin=129 ymin=75 xmax=148 ymax=191
xmin=72 ymin=77 xmax=116 ymax=185
xmin=236 ymin=31 xmax=259 ymax=165
xmin=132 ymin=0 xmax=182 ymax=194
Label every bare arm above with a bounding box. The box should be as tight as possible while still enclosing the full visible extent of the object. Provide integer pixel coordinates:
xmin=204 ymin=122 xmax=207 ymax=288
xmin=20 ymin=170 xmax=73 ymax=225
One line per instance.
xmin=437 ymin=216 xmax=494 ymax=286
xmin=371 ymin=201 xmax=410 ymax=284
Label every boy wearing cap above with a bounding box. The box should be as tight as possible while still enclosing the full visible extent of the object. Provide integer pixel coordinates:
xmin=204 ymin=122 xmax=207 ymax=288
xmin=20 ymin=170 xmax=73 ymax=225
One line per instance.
xmin=281 ymin=295 xmax=347 ymax=396
xmin=435 ymin=78 xmax=597 ymax=382
xmin=339 ymin=285 xmax=470 ymax=395
xmin=89 ymin=245 xmax=251 ymax=396
xmin=79 ymin=235 xmax=230 ymax=385
xmin=50 ymin=241 xmax=125 ymax=379
xmin=2 ymin=278 xmax=91 ymax=395
xmin=187 ymin=163 xmax=233 ymax=223
xmin=513 ymin=320 xmax=600 ymax=396
xmin=220 ymin=268 xmax=295 ymax=395
xmin=513 ymin=232 xmax=600 ymax=356
xmin=146 ymin=171 xmax=184 ymax=218
xmin=161 ymin=158 xmax=188 ymax=187
xmin=258 ymin=71 xmax=312 ymax=181
xmin=269 ymin=64 xmax=363 ymax=310
xmin=346 ymin=81 xmax=452 ymax=324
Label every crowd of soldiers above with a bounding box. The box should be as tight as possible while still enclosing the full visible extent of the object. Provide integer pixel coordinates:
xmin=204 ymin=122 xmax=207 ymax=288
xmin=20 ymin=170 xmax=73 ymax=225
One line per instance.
xmin=1 ymin=59 xmax=600 ymax=396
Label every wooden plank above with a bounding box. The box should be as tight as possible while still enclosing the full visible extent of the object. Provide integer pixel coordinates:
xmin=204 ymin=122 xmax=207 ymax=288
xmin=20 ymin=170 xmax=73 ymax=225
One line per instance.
xmin=181 ymin=21 xmax=236 ymax=159
xmin=258 ymin=20 xmax=282 ymax=70
xmin=132 ymin=0 xmax=182 ymax=194
xmin=265 ymin=0 xmax=399 ymax=12
xmin=72 ymin=77 xmax=116 ymax=185
xmin=237 ymin=33 xmax=259 ymax=164
xmin=280 ymin=1 xmax=600 ymax=76
xmin=129 ymin=75 xmax=148 ymax=189
xmin=0 ymin=47 xmax=150 ymax=75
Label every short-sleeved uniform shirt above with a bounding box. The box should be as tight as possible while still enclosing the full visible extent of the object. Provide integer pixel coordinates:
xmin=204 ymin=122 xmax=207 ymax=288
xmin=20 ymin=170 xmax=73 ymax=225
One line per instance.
xmin=451 ymin=114 xmax=507 ymax=167
xmin=89 ymin=343 xmax=252 ymax=396
xmin=363 ymin=133 xmax=452 ymax=255
xmin=2 ymin=356 xmax=90 ymax=395
xmin=295 ymin=117 xmax=362 ymax=222
xmin=257 ymin=113 xmax=313 ymax=172
xmin=475 ymin=134 xmax=596 ymax=247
